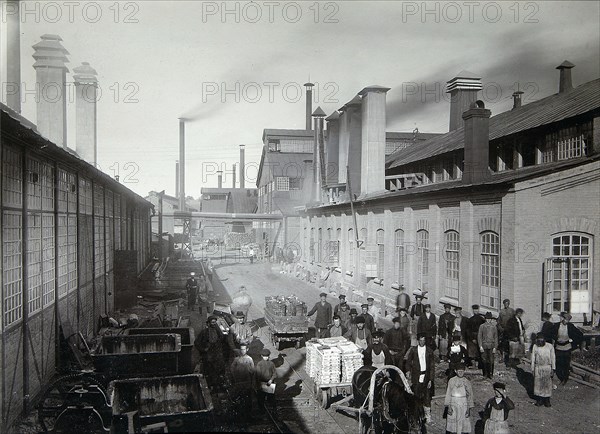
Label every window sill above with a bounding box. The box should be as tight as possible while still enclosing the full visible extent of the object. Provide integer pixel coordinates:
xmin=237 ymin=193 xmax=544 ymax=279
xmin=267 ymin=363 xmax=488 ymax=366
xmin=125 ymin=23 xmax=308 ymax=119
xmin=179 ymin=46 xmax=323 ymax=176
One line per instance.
xmin=346 ymin=271 xmax=353 ymax=277
xmin=374 ymin=278 xmax=383 ymax=286
xmin=334 ymin=267 xmax=342 ymax=273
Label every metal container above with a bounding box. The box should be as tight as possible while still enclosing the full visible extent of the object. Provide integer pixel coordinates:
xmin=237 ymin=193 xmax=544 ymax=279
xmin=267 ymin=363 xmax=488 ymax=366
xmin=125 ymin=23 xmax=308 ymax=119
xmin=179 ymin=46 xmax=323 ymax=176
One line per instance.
xmin=127 ymin=327 xmax=195 ymax=374
xmin=110 ymin=374 xmax=214 ymax=433
xmin=92 ymin=334 xmax=181 ymax=379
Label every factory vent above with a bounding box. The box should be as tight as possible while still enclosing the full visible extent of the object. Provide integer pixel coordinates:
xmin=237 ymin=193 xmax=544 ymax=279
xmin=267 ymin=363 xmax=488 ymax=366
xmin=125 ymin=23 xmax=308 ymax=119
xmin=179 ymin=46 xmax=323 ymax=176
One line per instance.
xmin=556 ymin=61 xmax=575 ymax=93
xmin=337 ymin=95 xmax=362 ymax=188
xmin=462 ymin=100 xmax=491 ymax=184
xmin=512 ymin=91 xmax=524 ymax=110
xmin=446 ymin=71 xmax=482 ymax=131
xmin=217 ymin=170 xmax=223 ymax=188
xmin=73 ymin=62 xmax=98 ymax=166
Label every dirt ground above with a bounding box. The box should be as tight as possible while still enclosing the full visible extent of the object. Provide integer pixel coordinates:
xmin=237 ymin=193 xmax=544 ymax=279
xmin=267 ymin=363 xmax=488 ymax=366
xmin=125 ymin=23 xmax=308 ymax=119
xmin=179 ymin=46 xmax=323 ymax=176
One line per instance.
xmin=214 ymin=258 xmax=600 ymax=434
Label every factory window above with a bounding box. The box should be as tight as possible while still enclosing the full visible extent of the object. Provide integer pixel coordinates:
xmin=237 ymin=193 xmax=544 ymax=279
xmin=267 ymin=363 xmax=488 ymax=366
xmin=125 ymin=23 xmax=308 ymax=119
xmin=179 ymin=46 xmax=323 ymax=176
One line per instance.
xmin=41 ymin=162 xmax=55 ymax=212
xmin=542 ymin=122 xmax=592 ymax=163
xmin=67 ymin=215 xmax=78 ymax=293
xmin=289 ymin=178 xmax=302 ymax=190
xmin=395 ymin=229 xmax=405 ymax=286
xmin=3 ymin=211 xmax=23 ymax=327
xmin=26 ymin=158 xmax=42 ymax=211
xmin=376 ymin=229 xmax=385 ymax=277
xmin=280 ymin=139 xmax=313 ymax=153
xmin=42 ymin=214 xmax=55 ymax=307
xmin=348 ymin=228 xmax=355 ymax=272
xmin=445 ymin=230 xmax=460 ymax=300
xmin=317 ymin=228 xmax=323 ymax=263
xmin=546 ymin=234 xmax=592 ymax=314
xmin=480 ymin=231 xmax=500 ymax=308
xmin=276 ymin=177 xmax=289 ymax=191
xmin=359 ymin=228 xmax=367 ymax=275
xmin=416 ymin=230 xmax=429 ymax=292
xmin=79 ymin=177 xmax=93 ymax=215
xmin=310 ymin=228 xmax=315 ymax=262
xmin=268 ymin=140 xmax=280 ymax=152
xmin=57 ymin=216 xmax=68 ymax=299
xmin=27 ymin=213 xmax=43 ymax=314
xmin=3 ymin=145 xmax=22 ymax=208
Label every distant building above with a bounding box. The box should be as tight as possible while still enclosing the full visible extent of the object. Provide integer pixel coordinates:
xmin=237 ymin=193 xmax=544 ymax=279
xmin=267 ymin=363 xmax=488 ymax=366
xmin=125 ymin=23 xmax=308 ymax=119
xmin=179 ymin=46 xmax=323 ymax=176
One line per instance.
xmin=199 ymin=187 xmax=258 ymax=239
xmin=145 ymin=191 xmax=199 ymax=236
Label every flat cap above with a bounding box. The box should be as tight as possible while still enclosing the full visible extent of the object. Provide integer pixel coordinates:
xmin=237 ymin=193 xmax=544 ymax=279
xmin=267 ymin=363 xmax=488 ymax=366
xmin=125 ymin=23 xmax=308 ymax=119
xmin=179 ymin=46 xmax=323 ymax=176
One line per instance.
xmin=261 ymin=348 xmax=271 ymax=357
xmin=320 ymin=292 xmax=328 ymax=297
xmin=472 ymin=304 xmax=480 ymax=310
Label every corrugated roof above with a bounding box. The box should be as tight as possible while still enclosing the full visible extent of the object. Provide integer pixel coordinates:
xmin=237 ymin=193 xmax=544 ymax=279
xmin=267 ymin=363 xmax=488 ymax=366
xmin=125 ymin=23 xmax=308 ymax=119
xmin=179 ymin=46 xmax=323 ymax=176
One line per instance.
xmin=387 ymin=78 xmax=600 ymax=168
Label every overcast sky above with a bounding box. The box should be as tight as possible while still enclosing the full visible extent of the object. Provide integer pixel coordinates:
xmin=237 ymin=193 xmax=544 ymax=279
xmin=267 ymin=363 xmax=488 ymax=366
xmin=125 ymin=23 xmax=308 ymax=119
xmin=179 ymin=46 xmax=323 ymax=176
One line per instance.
xmin=3 ymin=1 xmax=599 ymax=198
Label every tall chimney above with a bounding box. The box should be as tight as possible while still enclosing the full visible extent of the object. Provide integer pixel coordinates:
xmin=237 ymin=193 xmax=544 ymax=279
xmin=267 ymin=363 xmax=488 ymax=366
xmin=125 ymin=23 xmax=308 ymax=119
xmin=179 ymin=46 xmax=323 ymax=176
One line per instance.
xmin=462 ymin=100 xmax=491 ymax=184
xmin=175 ymin=160 xmax=180 ymax=199
xmin=239 ymin=145 xmax=246 ymax=188
xmin=446 ymin=71 xmax=482 ymax=131
xmin=338 ymin=95 xmax=362 ymax=192
xmin=359 ymin=85 xmax=390 ymax=197
xmin=232 ymin=163 xmax=236 ymax=188
xmin=73 ymin=62 xmax=98 ymax=166
xmin=6 ymin=0 xmax=21 ymax=113
xmin=32 ymin=34 xmax=69 ymax=148
xmin=178 ymin=119 xmax=186 ymax=211
xmin=556 ymin=61 xmax=575 ymax=93
xmin=312 ymin=106 xmax=326 ymax=203
xmin=512 ymin=90 xmax=524 ymax=110
xmin=325 ymin=111 xmax=340 ymax=184
xmin=217 ymin=171 xmax=223 ymax=189
xmin=304 ymin=82 xmax=314 ymax=130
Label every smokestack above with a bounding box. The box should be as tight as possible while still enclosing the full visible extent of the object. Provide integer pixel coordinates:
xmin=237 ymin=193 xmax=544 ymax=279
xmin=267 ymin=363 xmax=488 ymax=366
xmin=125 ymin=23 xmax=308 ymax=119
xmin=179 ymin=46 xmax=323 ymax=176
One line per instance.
xmin=232 ymin=163 xmax=236 ymax=188
xmin=312 ymin=107 xmax=326 ymax=203
xmin=217 ymin=171 xmax=223 ymax=189
xmin=512 ymin=90 xmax=524 ymax=110
xmin=325 ymin=111 xmax=340 ymax=184
xmin=175 ymin=160 xmax=180 ymax=199
xmin=446 ymin=71 xmax=482 ymax=131
xmin=179 ymin=119 xmax=186 ymax=211
xmin=338 ymin=95 xmax=362 ymax=190
xmin=462 ymin=100 xmax=491 ymax=184
xmin=556 ymin=61 xmax=575 ymax=93
xmin=359 ymin=85 xmax=390 ymax=197
xmin=73 ymin=62 xmax=98 ymax=166
xmin=304 ymin=82 xmax=314 ymax=130
xmin=32 ymin=34 xmax=69 ymax=148
xmin=239 ymin=145 xmax=246 ymax=188
xmin=6 ymin=0 xmax=21 ymax=113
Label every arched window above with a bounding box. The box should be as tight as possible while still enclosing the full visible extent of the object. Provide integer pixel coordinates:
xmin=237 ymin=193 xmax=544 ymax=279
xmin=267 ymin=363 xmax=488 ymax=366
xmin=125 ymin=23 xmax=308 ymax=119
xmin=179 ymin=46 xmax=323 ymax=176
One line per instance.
xmin=376 ymin=229 xmax=385 ymax=277
xmin=546 ymin=234 xmax=592 ymax=314
xmin=348 ymin=228 xmax=355 ymax=272
xmin=445 ymin=231 xmax=460 ymax=299
xmin=395 ymin=229 xmax=404 ymax=285
xmin=417 ymin=230 xmax=429 ymax=291
xmin=480 ymin=232 xmax=500 ymax=308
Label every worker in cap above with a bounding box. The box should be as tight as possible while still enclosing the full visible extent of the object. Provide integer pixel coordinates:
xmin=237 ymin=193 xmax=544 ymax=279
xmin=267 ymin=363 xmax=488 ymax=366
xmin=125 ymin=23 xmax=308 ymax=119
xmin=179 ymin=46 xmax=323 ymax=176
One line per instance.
xmin=359 ymin=303 xmax=375 ymax=333
xmin=478 ymin=311 xmax=499 ymax=379
xmin=417 ymin=302 xmax=437 ymax=351
xmin=551 ymin=311 xmax=583 ymax=385
xmin=345 ymin=315 xmax=372 ymax=350
xmin=334 ymin=294 xmax=347 ymax=318
xmin=410 ymin=293 xmax=426 ymax=320
xmin=308 ymin=292 xmax=333 ymax=338
xmin=365 ymin=329 xmax=392 ymax=369
xmin=186 ymin=271 xmax=199 ymax=309
xmin=194 ymin=314 xmax=226 ymax=390
xmin=405 ymin=331 xmax=435 ymax=423
xmin=256 ymin=348 xmax=277 ymax=412
xmin=228 ymin=310 xmax=254 ymax=352
xmin=366 ymin=296 xmax=381 ymax=330
xmin=482 ymin=381 xmax=515 ymax=433
xmin=229 ymin=340 xmax=255 ymax=422
xmin=385 ymin=317 xmax=409 ymax=368
xmin=466 ymin=304 xmax=485 ymax=367
xmin=438 ymin=303 xmax=456 ymax=361
xmin=444 ymin=359 xmax=474 ymax=434
xmin=346 ymin=307 xmax=359 ymax=330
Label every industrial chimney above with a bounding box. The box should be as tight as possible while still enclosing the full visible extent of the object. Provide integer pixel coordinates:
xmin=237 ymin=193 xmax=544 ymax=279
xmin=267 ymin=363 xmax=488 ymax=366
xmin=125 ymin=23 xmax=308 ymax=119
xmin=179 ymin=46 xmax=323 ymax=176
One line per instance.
xmin=304 ymin=82 xmax=314 ymax=130
xmin=312 ymin=106 xmax=326 ymax=203
xmin=232 ymin=163 xmax=237 ymax=188
xmin=217 ymin=171 xmax=223 ymax=188
xmin=325 ymin=111 xmax=340 ymax=184
xmin=462 ymin=100 xmax=491 ymax=184
xmin=73 ymin=62 xmax=98 ymax=166
xmin=32 ymin=35 xmax=69 ymax=148
xmin=6 ymin=0 xmax=21 ymax=113
xmin=178 ymin=119 xmax=186 ymax=211
xmin=512 ymin=90 xmax=524 ymax=110
xmin=556 ymin=61 xmax=575 ymax=93
xmin=175 ymin=160 xmax=180 ymax=199
xmin=446 ymin=71 xmax=482 ymax=131
xmin=239 ymin=145 xmax=246 ymax=188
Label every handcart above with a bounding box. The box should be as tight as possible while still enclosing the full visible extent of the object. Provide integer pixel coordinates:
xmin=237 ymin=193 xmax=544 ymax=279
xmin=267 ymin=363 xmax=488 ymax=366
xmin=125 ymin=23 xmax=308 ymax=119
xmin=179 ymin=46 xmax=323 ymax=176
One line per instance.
xmin=264 ymin=305 xmax=308 ymax=350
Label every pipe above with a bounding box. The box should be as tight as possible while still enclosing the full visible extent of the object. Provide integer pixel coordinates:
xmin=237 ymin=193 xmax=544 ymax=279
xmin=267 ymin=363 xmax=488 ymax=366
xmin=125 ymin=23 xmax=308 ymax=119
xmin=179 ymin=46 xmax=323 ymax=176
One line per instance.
xmin=6 ymin=0 xmax=21 ymax=112
xmin=179 ymin=119 xmax=185 ymax=211
xmin=239 ymin=145 xmax=245 ymax=188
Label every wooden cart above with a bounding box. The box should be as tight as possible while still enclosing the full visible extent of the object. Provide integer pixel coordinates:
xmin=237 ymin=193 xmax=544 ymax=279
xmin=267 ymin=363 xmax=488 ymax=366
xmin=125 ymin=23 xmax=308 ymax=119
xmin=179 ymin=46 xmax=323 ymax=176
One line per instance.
xmin=264 ymin=306 xmax=308 ymax=350
xmin=313 ymin=379 xmax=353 ymax=409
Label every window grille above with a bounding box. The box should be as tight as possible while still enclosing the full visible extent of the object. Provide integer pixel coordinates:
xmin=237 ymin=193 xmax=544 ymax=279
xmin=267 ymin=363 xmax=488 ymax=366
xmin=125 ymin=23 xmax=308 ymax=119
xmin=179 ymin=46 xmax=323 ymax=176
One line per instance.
xmin=481 ymin=232 xmax=500 ymax=308
xmin=42 ymin=214 xmax=55 ymax=306
xmin=445 ymin=231 xmax=460 ymax=299
xmin=3 ymin=211 xmax=23 ymax=327
xmin=57 ymin=215 xmax=68 ymax=298
xmin=395 ymin=229 xmax=405 ymax=285
xmin=376 ymin=229 xmax=385 ymax=277
xmin=417 ymin=230 xmax=429 ymax=291
xmin=276 ymin=177 xmax=289 ymax=191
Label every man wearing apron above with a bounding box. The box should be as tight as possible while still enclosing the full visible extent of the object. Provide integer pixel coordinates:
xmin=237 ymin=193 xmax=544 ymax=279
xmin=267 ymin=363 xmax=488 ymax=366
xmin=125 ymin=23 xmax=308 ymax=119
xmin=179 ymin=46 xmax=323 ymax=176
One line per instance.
xmin=366 ymin=330 xmax=392 ymax=369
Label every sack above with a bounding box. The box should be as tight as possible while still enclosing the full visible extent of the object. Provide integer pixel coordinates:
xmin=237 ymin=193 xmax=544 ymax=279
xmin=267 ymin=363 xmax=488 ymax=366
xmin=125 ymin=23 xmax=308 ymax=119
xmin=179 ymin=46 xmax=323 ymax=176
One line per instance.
xmin=509 ymin=340 xmax=525 ymax=358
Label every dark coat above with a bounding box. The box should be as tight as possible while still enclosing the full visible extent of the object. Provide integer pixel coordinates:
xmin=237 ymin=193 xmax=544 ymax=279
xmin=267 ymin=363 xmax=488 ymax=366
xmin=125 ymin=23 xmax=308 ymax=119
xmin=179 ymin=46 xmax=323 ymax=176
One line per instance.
xmin=405 ymin=345 xmax=435 ymax=387
xmin=483 ymin=396 xmax=515 ymax=421
xmin=541 ymin=321 xmax=554 ymax=343
xmin=307 ymin=301 xmax=332 ymax=329
xmin=344 ymin=326 xmax=373 ymax=347
xmin=410 ymin=303 xmax=425 ymax=320
xmin=364 ymin=343 xmax=393 ymax=366
xmin=454 ymin=316 xmax=469 ymax=342
xmin=467 ymin=314 xmax=485 ymax=341
xmin=383 ymin=327 xmax=408 ymax=353
xmin=551 ymin=322 xmax=584 ymax=350
xmin=438 ymin=312 xmax=456 ymax=339
xmin=361 ymin=312 xmax=375 ymax=333
xmin=504 ymin=316 xmax=524 ymax=341
xmin=417 ymin=313 xmax=437 ymax=337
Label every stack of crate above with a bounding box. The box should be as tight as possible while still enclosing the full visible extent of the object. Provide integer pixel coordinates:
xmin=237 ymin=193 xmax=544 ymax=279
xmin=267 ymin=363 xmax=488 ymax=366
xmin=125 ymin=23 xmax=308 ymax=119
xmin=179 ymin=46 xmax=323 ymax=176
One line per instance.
xmin=305 ymin=341 xmax=319 ymax=378
xmin=315 ymin=346 xmax=342 ymax=385
xmin=338 ymin=341 xmax=364 ymax=382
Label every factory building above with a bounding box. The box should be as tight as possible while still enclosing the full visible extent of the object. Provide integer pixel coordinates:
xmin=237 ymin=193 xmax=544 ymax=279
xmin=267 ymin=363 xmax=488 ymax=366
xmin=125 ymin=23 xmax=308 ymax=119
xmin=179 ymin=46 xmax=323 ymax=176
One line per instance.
xmin=290 ymin=64 xmax=599 ymax=324
xmin=0 ymin=29 xmax=153 ymax=431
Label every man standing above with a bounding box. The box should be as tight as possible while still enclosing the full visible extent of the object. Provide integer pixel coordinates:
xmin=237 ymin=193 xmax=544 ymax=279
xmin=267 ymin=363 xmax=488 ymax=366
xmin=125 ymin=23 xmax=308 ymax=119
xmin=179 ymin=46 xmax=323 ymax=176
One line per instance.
xmin=255 ymin=348 xmax=277 ymax=413
xmin=228 ymin=311 xmax=254 ymax=352
xmin=346 ymin=308 xmax=358 ymax=331
xmin=328 ymin=315 xmax=347 ymax=338
xmin=366 ymin=296 xmax=381 ymax=330
xmin=344 ymin=316 xmax=372 ymax=351
xmin=337 ymin=302 xmax=351 ymax=327
xmin=334 ymin=294 xmax=347 ymax=317
xmin=396 ymin=285 xmax=411 ymax=312
xmin=452 ymin=306 xmax=469 ymax=346
xmin=195 ymin=315 xmax=227 ymax=390
xmin=405 ymin=334 xmax=435 ymax=424
xmin=417 ymin=304 xmax=437 ymax=351
xmin=360 ymin=303 xmax=375 ymax=334
xmin=541 ymin=312 xmax=554 ymax=343
xmin=365 ymin=330 xmax=393 ymax=369
xmin=466 ymin=305 xmax=485 ymax=367
xmin=478 ymin=312 xmax=499 ymax=379
xmin=230 ymin=343 xmax=255 ymax=422
xmin=384 ymin=317 xmax=408 ymax=369
xmin=186 ymin=272 xmax=198 ymax=309
xmin=551 ymin=312 xmax=584 ymax=385
xmin=497 ymin=299 xmax=515 ymax=360
xmin=438 ymin=303 xmax=455 ymax=361
xmin=505 ymin=308 xmax=526 ymax=368
xmin=531 ymin=332 xmax=556 ymax=407
xmin=307 ymin=292 xmax=333 ymax=338
xmin=410 ymin=295 xmax=426 ymax=320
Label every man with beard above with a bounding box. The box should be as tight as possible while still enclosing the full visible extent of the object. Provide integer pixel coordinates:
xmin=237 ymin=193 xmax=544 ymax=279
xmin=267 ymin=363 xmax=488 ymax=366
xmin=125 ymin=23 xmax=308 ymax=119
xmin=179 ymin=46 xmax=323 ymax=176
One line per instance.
xmin=551 ymin=312 xmax=584 ymax=385
xmin=229 ymin=343 xmax=256 ymax=422
xmin=365 ymin=330 xmax=393 ymax=369
xmin=531 ymin=332 xmax=556 ymax=407
xmin=417 ymin=304 xmax=437 ymax=351
xmin=438 ymin=304 xmax=456 ymax=361
xmin=346 ymin=308 xmax=358 ymax=330
xmin=466 ymin=305 xmax=485 ymax=367
xmin=404 ymin=333 xmax=435 ymax=424
xmin=345 ymin=315 xmax=372 ymax=351
xmin=195 ymin=315 xmax=227 ymax=390
xmin=384 ymin=318 xmax=407 ymax=369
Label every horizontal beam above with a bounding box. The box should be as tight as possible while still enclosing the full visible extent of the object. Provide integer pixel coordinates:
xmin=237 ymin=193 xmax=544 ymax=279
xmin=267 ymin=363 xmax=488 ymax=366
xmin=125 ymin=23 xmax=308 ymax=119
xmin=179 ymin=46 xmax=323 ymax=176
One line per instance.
xmin=160 ymin=212 xmax=284 ymax=221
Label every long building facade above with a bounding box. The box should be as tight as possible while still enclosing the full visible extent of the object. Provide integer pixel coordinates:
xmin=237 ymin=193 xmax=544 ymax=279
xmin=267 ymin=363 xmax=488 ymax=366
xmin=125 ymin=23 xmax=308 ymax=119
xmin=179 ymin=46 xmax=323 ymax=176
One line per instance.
xmin=0 ymin=104 xmax=152 ymax=430
xmin=290 ymin=65 xmax=599 ymax=326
